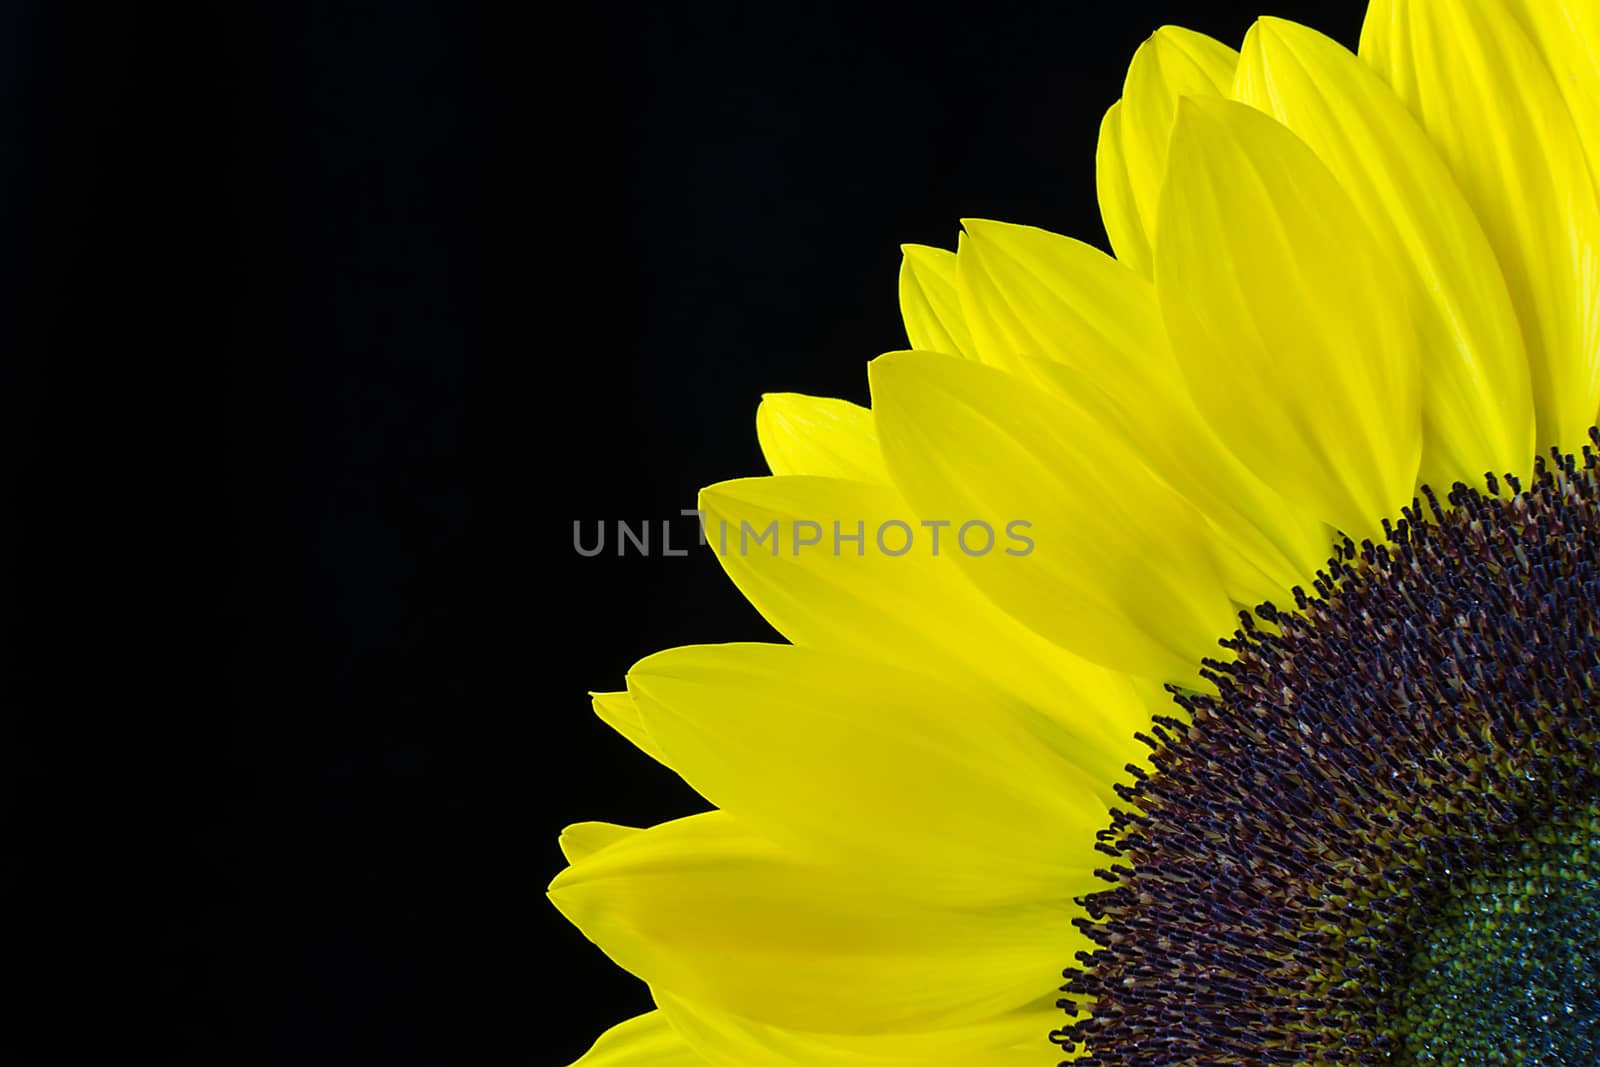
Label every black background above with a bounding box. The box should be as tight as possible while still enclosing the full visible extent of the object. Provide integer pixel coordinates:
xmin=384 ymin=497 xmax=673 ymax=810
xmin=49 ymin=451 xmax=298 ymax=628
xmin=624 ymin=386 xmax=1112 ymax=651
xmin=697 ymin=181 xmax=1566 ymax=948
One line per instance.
xmin=3 ymin=1 xmax=1364 ymax=1063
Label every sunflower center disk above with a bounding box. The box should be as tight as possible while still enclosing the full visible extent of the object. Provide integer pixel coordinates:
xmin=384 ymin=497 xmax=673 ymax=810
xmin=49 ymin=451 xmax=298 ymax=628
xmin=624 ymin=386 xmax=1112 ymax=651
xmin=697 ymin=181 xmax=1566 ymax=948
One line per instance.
xmin=1055 ymin=442 xmax=1600 ymax=1066
xmin=1395 ymin=814 xmax=1600 ymax=1065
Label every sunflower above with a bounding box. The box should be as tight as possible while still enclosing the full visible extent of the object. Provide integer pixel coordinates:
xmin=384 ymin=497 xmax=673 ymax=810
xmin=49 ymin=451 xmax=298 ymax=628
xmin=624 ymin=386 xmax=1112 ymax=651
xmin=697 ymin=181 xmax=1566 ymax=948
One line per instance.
xmin=551 ymin=0 xmax=1600 ymax=1063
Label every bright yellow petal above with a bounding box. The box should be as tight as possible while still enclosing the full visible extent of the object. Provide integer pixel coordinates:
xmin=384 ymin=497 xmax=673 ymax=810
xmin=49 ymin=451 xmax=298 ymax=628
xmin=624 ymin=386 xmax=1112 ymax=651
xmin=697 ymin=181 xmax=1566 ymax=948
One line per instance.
xmin=956 ymin=217 xmax=1154 ymax=383
xmin=1361 ymin=0 xmax=1600 ymax=453
xmin=571 ymin=1011 xmax=705 ymax=1067
xmin=624 ymin=642 xmax=1108 ymax=904
xmin=1499 ymin=0 xmax=1600 ymax=201
xmin=869 ymin=349 xmax=1237 ymax=681
xmin=1095 ymin=101 xmax=1152 ymax=276
xmin=1115 ymin=26 xmax=1238 ymax=275
xmin=697 ymin=473 xmax=1150 ymax=789
xmin=952 ymin=217 xmax=1335 ymax=600
xmin=1156 ymin=96 xmax=1420 ymax=540
xmin=548 ymin=811 xmax=1084 ymax=1034
xmin=1234 ymin=16 xmax=1534 ymax=488
xmin=898 ymin=244 xmax=977 ymax=358
xmin=755 ymin=393 xmax=889 ymax=484
xmin=560 ymin=821 xmax=643 ymax=865
xmin=592 ymin=690 xmax=666 ymax=764
xmin=657 ymin=990 xmax=1061 ymax=1067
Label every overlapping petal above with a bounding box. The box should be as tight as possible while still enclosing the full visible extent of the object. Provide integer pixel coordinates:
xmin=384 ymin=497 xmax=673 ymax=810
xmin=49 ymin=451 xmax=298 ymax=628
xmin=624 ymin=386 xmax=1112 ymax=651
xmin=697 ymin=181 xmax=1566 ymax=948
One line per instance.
xmin=1361 ymin=0 xmax=1600 ymax=451
xmin=657 ymin=991 xmax=1060 ymax=1067
xmin=870 ymin=349 xmax=1237 ymax=680
xmin=755 ymin=393 xmax=889 ymax=484
xmin=1498 ymin=0 xmax=1600 ymax=201
xmin=571 ymin=1010 xmax=705 ymax=1067
xmin=1095 ymin=102 xmax=1149 ymax=275
xmin=952 ymin=217 xmax=1331 ymax=601
xmin=591 ymin=690 xmax=666 ymax=764
xmin=898 ymin=244 xmax=977 ymax=358
xmin=550 ymin=810 xmax=1083 ymax=1033
xmin=698 ymin=473 xmax=1152 ymax=787
xmin=1234 ymin=17 xmax=1534 ymax=487
xmin=560 ymin=820 xmax=643 ymax=864
xmin=622 ymin=642 xmax=1109 ymax=904
xmin=1102 ymin=26 xmax=1238 ymax=275
xmin=1157 ymin=96 xmax=1420 ymax=540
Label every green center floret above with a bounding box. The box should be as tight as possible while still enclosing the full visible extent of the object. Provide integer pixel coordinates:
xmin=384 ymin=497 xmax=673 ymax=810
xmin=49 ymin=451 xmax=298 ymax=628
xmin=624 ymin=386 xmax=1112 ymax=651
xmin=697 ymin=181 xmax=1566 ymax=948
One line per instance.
xmin=1390 ymin=811 xmax=1600 ymax=1066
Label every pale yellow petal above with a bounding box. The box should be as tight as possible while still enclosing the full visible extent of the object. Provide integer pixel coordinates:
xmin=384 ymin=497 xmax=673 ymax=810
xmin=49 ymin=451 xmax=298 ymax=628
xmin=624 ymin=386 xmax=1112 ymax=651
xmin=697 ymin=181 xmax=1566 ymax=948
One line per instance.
xmin=560 ymin=821 xmax=643 ymax=865
xmin=869 ymin=349 xmax=1237 ymax=680
xmin=624 ymin=642 xmax=1108 ymax=904
xmin=898 ymin=244 xmax=976 ymax=358
xmin=657 ymin=990 xmax=1061 ymax=1067
xmin=1361 ymin=0 xmax=1600 ymax=452
xmin=1157 ymin=96 xmax=1420 ymax=540
xmin=1095 ymin=100 xmax=1152 ymax=275
xmin=549 ymin=811 xmax=1084 ymax=1034
xmin=1116 ymin=26 xmax=1239 ymax=274
xmin=697 ymin=473 xmax=1151 ymax=789
xmin=1235 ymin=16 xmax=1534 ymax=487
xmin=755 ymin=393 xmax=889 ymax=484
xmin=592 ymin=690 xmax=665 ymax=764
xmin=571 ymin=1011 xmax=705 ymax=1067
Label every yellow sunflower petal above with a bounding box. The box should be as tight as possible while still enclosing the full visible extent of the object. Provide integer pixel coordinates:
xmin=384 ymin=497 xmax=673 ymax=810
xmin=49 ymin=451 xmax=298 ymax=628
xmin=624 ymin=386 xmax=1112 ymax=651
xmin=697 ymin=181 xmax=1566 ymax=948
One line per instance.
xmin=548 ymin=811 xmax=1083 ymax=1034
xmin=697 ymin=473 xmax=1151 ymax=788
xmin=624 ymin=642 xmax=1108 ymax=903
xmin=1361 ymin=0 xmax=1600 ymax=452
xmin=899 ymin=244 xmax=977 ymax=358
xmin=656 ymin=990 xmax=1061 ymax=1067
xmin=592 ymin=690 xmax=665 ymax=764
xmin=560 ymin=821 xmax=643 ymax=865
xmin=1095 ymin=101 xmax=1152 ymax=276
xmin=570 ymin=1011 xmax=704 ymax=1067
xmin=869 ymin=349 xmax=1237 ymax=680
xmin=1234 ymin=16 xmax=1534 ymax=488
xmin=1156 ymin=96 xmax=1420 ymax=540
xmin=754 ymin=393 xmax=889 ymax=484
xmin=955 ymin=217 xmax=1152 ymax=381
xmin=1115 ymin=26 xmax=1238 ymax=273
xmin=952 ymin=217 xmax=1330 ymax=600
xmin=1499 ymin=0 xmax=1600 ymax=200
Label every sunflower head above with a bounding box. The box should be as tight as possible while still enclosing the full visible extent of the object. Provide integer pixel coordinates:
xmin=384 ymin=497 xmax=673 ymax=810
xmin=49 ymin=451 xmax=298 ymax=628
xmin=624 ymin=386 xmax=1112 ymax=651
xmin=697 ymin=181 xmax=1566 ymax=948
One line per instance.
xmin=556 ymin=1 xmax=1600 ymax=1064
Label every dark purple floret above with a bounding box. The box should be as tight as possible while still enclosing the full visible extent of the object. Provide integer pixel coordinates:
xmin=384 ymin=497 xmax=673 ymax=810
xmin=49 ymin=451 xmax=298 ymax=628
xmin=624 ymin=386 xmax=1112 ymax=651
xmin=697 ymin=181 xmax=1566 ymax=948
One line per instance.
xmin=1056 ymin=436 xmax=1600 ymax=1065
